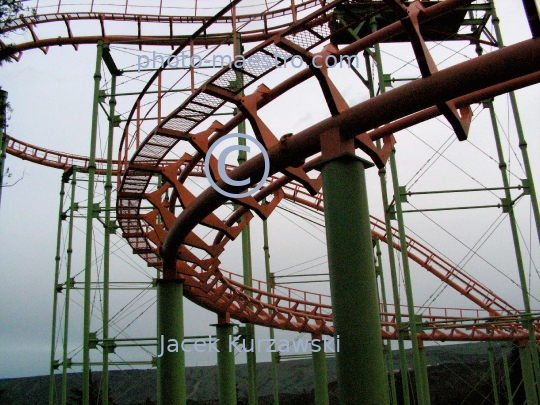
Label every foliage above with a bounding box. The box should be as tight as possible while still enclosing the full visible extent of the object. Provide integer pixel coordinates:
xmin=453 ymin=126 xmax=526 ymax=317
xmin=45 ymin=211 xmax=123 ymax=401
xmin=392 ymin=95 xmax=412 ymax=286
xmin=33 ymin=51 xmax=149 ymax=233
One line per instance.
xmin=0 ymin=0 xmax=35 ymax=65
xmin=0 ymin=0 xmax=27 ymax=32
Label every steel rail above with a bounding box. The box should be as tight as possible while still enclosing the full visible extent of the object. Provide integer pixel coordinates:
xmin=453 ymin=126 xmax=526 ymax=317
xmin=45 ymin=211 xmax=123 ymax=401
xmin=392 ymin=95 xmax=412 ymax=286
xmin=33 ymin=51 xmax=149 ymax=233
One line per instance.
xmin=6 ymin=0 xmax=536 ymax=342
xmin=112 ymin=0 xmax=540 ymax=339
xmin=2 ymin=0 xmax=321 ymax=33
xmin=5 ymin=135 xmax=181 ymax=175
xmin=4 ymin=132 xmax=519 ymax=319
xmin=0 ymin=1 xmax=328 ymax=61
xmin=157 ymin=40 xmax=540 ymax=334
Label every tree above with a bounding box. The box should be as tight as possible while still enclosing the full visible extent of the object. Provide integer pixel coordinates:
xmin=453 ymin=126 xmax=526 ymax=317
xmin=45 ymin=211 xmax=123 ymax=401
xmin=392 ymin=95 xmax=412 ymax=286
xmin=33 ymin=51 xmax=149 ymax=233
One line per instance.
xmin=0 ymin=0 xmax=34 ymax=65
xmin=1 ymin=0 xmax=25 ymax=28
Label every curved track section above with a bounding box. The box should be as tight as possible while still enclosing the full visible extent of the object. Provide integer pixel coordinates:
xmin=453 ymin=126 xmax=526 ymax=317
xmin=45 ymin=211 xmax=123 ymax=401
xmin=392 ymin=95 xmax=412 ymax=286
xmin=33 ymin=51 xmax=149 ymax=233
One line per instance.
xmin=0 ymin=0 xmax=323 ymax=60
xmin=5 ymin=135 xmax=182 ymax=175
xmin=117 ymin=0 xmax=540 ymax=342
xmin=3 ymin=0 xmax=319 ymax=33
xmin=4 ymin=131 xmax=519 ymax=321
xmin=6 ymin=135 xmax=121 ymax=174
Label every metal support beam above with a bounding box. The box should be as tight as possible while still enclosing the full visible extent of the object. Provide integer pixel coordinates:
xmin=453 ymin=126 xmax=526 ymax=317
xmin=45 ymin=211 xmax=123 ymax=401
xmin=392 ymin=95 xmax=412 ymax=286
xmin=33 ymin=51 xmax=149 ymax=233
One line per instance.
xmin=320 ymin=153 xmax=389 ymax=405
xmin=101 ymin=66 xmax=117 ymax=405
xmin=520 ymin=344 xmax=539 ymax=404
xmin=157 ymin=279 xmax=186 ymax=405
xmin=486 ymin=99 xmax=540 ymax=403
xmin=311 ymin=337 xmax=329 ymax=405
xmin=389 ymin=147 xmax=431 ymax=405
xmin=488 ymin=342 xmax=500 ymax=405
xmin=82 ymin=40 xmax=103 ymax=405
xmin=62 ymin=168 xmax=77 ymax=405
xmin=236 ymin=32 xmax=258 ymax=405
xmin=502 ymin=343 xmax=514 ymax=405
xmin=490 ymin=3 xmax=540 ymax=246
xmin=49 ymin=175 xmax=67 ymax=405
xmin=375 ymin=238 xmax=398 ymax=405
xmin=262 ymin=208 xmax=280 ymax=405
xmin=367 ymin=19 xmax=412 ymax=405
xmin=216 ymin=315 xmax=237 ymax=405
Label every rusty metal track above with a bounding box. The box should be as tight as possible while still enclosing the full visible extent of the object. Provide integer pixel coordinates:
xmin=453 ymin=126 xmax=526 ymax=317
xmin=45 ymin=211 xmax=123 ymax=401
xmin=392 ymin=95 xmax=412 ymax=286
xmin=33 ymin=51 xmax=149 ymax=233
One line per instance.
xmin=2 ymin=1 xmax=321 ymax=34
xmin=4 ymin=0 xmax=537 ymax=342
xmin=115 ymin=0 xmax=540 ymax=342
xmin=5 ymin=132 xmax=519 ymax=321
xmin=0 ymin=0 xmax=324 ymax=60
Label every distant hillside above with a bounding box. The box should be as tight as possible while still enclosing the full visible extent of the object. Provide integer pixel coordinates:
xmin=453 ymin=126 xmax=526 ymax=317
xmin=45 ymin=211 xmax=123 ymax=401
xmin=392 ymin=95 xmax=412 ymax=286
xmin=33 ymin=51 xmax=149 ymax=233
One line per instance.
xmin=0 ymin=342 xmax=513 ymax=405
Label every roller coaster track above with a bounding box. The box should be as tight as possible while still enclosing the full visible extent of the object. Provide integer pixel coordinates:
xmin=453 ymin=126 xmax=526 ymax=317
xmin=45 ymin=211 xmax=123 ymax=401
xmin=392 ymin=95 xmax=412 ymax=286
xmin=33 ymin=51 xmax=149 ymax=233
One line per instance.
xmin=4 ymin=0 xmax=539 ymax=343
xmin=112 ymin=0 xmax=540 ymax=343
xmin=0 ymin=0 xmax=323 ymax=60
xmin=2 ymin=0 xmax=320 ymax=33
xmin=4 ymin=135 xmax=182 ymax=175
xmin=2 ymin=133 xmax=522 ymax=318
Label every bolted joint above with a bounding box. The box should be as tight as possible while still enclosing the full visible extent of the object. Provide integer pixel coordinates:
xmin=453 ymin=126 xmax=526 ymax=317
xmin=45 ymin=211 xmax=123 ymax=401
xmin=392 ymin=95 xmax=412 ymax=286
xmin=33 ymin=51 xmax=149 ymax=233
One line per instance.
xmin=112 ymin=115 xmax=121 ymax=127
xmin=89 ymin=332 xmax=98 ymax=349
xmin=63 ymin=358 xmax=73 ymax=369
xmin=92 ymin=203 xmax=101 ymax=218
xmin=481 ymin=98 xmax=494 ymax=109
xmin=102 ymin=340 xmax=117 ymax=354
xmin=500 ymin=197 xmax=512 ymax=213
xmin=398 ymin=185 xmax=408 ymax=203
xmin=522 ymin=178 xmax=531 ymax=195
xmin=387 ymin=204 xmax=396 ymax=220
xmin=98 ymin=89 xmax=107 ymax=103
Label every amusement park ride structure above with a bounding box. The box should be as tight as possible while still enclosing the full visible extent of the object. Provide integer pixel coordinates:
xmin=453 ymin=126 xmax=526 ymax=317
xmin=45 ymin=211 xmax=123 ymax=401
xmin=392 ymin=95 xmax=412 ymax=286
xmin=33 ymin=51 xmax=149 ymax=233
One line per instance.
xmin=1 ymin=0 xmax=540 ymax=404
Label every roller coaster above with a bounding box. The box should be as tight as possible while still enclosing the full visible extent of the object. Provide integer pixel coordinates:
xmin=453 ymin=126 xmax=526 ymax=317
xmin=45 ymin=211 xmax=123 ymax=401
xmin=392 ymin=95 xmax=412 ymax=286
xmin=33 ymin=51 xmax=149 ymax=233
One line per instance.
xmin=1 ymin=0 xmax=540 ymax=404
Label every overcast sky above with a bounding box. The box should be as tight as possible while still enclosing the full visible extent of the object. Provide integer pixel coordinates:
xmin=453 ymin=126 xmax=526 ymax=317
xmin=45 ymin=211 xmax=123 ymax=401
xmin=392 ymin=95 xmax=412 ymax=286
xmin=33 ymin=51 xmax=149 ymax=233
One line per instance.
xmin=1 ymin=0 xmax=539 ymax=382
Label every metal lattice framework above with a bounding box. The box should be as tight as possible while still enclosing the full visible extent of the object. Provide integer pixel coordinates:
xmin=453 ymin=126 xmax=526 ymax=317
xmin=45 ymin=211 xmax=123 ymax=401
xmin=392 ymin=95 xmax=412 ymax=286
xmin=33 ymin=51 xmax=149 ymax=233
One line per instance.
xmin=112 ymin=0 xmax=540 ymax=343
xmin=4 ymin=1 xmax=540 ymax=404
xmin=4 ymin=0 xmax=540 ymax=358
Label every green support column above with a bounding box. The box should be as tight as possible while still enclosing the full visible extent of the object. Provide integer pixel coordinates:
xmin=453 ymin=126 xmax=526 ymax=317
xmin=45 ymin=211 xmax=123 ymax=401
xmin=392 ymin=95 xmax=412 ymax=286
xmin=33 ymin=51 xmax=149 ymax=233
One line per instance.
xmin=0 ymin=89 xmax=7 ymax=210
xmin=368 ymin=16 xmax=430 ymax=404
xmin=157 ymin=279 xmax=186 ymax=405
xmin=262 ymin=208 xmax=280 ymax=405
xmin=101 ymin=69 xmax=117 ymax=405
xmin=242 ymin=224 xmax=258 ymax=405
xmin=366 ymin=20 xmax=412 ymax=405
xmin=490 ymin=3 xmax=540 ymax=245
xmin=62 ymin=168 xmax=77 ymax=405
xmin=520 ymin=344 xmax=538 ymax=404
xmin=236 ymin=32 xmax=258 ymax=405
xmin=82 ymin=40 xmax=103 ymax=405
xmin=311 ymin=336 xmax=329 ymax=405
xmin=486 ymin=100 xmax=540 ymax=403
xmin=368 ymin=15 xmax=429 ymax=403
xmin=501 ymin=343 xmax=514 ymax=405
xmin=320 ymin=153 xmax=390 ymax=405
xmin=375 ymin=239 xmax=398 ymax=405
xmin=389 ymin=147 xmax=431 ymax=405
xmin=488 ymin=342 xmax=500 ymax=405
xmin=49 ymin=175 xmax=67 ymax=405
xmin=216 ymin=315 xmax=237 ymax=405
